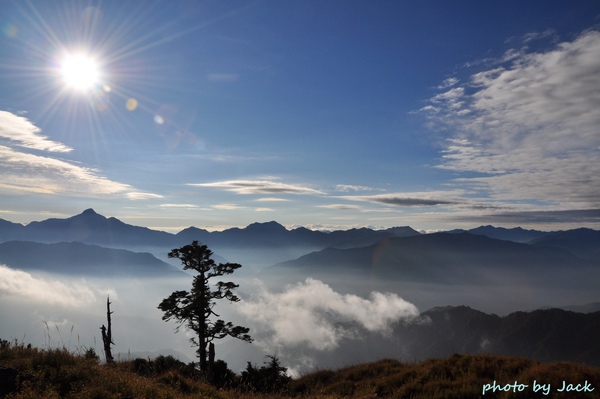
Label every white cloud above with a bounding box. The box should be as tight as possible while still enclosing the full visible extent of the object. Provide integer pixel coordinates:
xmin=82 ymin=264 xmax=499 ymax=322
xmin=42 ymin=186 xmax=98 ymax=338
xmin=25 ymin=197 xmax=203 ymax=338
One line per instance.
xmin=431 ymin=87 xmax=464 ymax=104
xmin=0 ymin=264 xmax=97 ymax=307
xmin=190 ymin=179 xmax=325 ymax=196
xmin=0 ymin=110 xmax=141 ymax=198
xmin=418 ymin=105 xmax=439 ymax=113
xmin=334 ymin=184 xmax=375 ymax=192
xmin=159 ymin=203 xmax=200 ymax=208
xmin=424 ymin=30 xmax=600 ymax=210
xmin=522 ymin=29 xmax=557 ymax=43
xmin=237 ymin=278 xmax=419 ymax=351
xmin=254 ymin=197 xmax=290 ymax=202
xmin=437 ymin=77 xmax=459 ymax=89
xmin=212 ymin=203 xmax=244 ymax=210
xmin=0 ymin=111 xmax=72 ymax=153
xmin=126 ymin=192 xmax=164 ymax=200
xmin=0 ymin=144 xmax=131 ymax=195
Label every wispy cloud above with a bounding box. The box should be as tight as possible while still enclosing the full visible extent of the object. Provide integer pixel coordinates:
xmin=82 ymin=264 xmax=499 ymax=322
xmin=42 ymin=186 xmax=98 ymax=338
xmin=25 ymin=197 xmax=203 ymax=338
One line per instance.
xmin=452 ymin=208 xmax=600 ymax=226
xmin=190 ymin=179 xmax=325 ymax=195
xmin=421 ymin=30 xmax=600 ymax=212
xmin=437 ymin=77 xmax=460 ymax=89
xmin=212 ymin=203 xmax=244 ymax=210
xmin=317 ymin=204 xmax=363 ymax=210
xmin=126 ymin=192 xmax=164 ymax=200
xmin=159 ymin=203 xmax=201 ymax=208
xmin=334 ymin=184 xmax=375 ymax=193
xmin=431 ymin=87 xmax=464 ymax=108
xmin=237 ymin=278 xmax=419 ymax=351
xmin=341 ymin=191 xmax=464 ymax=207
xmin=0 ymin=144 xmax=131 ymax=195
xmin=0 ymin=110 xmax=161 ymax=199
xmin=0 ymin=111 xmax=72 ymax=153
xmin=254 ymin=197 xmax=290 ymax=202
xmin=522 ymin=28 xmax=557 ymax=44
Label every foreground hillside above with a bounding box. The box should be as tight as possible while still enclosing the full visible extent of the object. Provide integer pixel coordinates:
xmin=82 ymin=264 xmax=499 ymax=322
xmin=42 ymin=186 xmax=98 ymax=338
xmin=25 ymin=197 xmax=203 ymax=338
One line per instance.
xmin=2 ymin=340 xmax=600 ymax=398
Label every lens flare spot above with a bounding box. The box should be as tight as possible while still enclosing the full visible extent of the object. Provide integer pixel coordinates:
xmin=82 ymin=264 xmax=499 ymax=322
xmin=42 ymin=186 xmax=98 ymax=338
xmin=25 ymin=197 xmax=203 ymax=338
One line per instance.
xmin=3 ymin=24 xmax=18 ymax=38
xmin=154 ymin=115 xmax=164 ymax=124
xmin=90 ymin=89 xmax=110 ymax=112
xmin=126 ymin=98 xmax=138 ymax=111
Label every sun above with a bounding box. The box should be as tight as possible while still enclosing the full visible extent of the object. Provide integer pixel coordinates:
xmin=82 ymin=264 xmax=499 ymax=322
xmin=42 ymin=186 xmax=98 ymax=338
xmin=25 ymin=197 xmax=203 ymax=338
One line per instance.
xmin=60 ymin=53 xmax=100 ymax=91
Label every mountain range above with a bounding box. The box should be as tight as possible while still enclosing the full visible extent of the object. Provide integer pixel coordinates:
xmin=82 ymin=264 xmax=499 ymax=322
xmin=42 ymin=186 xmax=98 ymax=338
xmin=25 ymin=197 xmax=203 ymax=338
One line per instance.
xmin=0 ymin=209 xmax=421 ymax=251
xmin=0 ymin=209 xmax=599 ymax=285
xmin=1 ymin=210 xmax=599 ymax=368
xmin=266 ymin=232 xmax=600 ymax=286
xmin=404 ymin=305 xmax=600 ymax=365
xmin=0 ymin=240 xmax=180 ymax=276
xmin=324 ymin=305 xmax=600 ymax=367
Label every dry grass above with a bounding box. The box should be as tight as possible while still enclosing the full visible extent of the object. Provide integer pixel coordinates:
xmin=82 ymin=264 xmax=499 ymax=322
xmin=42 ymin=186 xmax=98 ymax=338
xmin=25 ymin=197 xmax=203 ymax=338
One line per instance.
xmin=2 ymin=340 xmax=600 ymax=399
xmin=290 ymin=354 xmax=600 ymax=398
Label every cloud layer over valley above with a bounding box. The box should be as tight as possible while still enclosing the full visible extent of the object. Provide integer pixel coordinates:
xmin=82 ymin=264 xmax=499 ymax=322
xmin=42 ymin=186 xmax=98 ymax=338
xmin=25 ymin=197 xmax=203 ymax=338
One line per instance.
xmin=237 ymin=278 xmax=419 ymax=351
xmin=0 ymin=264 xmax=99 ymax=307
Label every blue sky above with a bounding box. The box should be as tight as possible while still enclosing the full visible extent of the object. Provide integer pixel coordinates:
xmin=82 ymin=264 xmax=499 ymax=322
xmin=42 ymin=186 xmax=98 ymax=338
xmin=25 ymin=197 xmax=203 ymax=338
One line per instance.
xmin=1 ymin=0 xmax=599 ymax=232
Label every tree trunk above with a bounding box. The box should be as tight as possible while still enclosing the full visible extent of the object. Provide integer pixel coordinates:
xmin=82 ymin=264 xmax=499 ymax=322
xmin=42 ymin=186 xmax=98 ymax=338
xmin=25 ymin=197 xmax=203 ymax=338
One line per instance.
xmin=101 ymin=296 xmax=114 ymax=363
xmin=199 ymin=333 xmax=207 ymax=372
xmin=208 ymin=342 xmax=215 ymax=381
xmin=198 ymin=270 xmax=208 ymax=373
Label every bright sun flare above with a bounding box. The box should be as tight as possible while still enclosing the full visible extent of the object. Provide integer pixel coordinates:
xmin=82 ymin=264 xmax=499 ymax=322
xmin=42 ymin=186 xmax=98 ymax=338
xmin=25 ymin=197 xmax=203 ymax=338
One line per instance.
xmin=60 ymin=53 xmax=99 ymax=91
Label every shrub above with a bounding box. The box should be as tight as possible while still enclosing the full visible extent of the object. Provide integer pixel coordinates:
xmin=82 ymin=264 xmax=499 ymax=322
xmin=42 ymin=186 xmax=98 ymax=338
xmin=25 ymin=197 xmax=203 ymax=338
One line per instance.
xmin=211 ymin=359 xmax=236 ymax=389
xmin=240 ymin=355 xmax=292 ymax=393
xmin=131 ymin=355 xmax=188 ymax=377
xmin=83 ymin=348 xmax=99 ymax=362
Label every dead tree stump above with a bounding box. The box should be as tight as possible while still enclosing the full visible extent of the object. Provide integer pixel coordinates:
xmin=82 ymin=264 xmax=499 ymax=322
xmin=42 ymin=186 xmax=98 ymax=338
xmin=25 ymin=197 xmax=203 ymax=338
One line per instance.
xmin=100 ymin=296 xmax=114 ymax=363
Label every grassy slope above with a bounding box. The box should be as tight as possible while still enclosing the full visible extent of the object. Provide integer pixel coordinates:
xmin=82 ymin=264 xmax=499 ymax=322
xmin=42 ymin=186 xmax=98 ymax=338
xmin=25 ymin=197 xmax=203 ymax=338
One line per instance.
xmin=2 ymin=342 xmax=600 ymax=399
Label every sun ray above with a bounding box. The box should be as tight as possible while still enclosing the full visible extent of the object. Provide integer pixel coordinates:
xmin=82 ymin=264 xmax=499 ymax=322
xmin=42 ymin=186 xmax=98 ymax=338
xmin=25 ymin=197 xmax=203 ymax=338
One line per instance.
xmin=0 ymin=0 xmax=253 ymax=160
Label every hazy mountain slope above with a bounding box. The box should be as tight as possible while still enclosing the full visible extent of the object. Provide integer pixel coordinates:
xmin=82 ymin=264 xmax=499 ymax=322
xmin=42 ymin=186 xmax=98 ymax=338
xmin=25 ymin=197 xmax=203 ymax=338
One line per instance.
xmin=177 ymin=221 xmax=305 ymax=249
xmin=494 ymin=308 xmax=600 ymax=364
xmin=318 ymin=226 xmax=420 ymax=249
xmin=0 ymin=219 xmax=24 ymax=242
xmin=558 ymin=302 xmax=600 ymax=313
xmin=0 ymin=241 xmax=181 ymax=276
xmin=529 ymin=228 xmax=600 ymax=261
xmin=177 ymin=222 xmax=420 ymax=250
xmin=348 ymin=306 xmax=600 ymax=366
xmin=467 ymin=225 xmax=550 ymax=243
xmin=401 ymin=306 xmax=502 ymax=357
xmin=396 ymin=306 xmax=600 ymax=365
xmin=266 ymin=232 xmax=599 ymax=285
xmin=174 ymin=226 xmax=212 ymax=246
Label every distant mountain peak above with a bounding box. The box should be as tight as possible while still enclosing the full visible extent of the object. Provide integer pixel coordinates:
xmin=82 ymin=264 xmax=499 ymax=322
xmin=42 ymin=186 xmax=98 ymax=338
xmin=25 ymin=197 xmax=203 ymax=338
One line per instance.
xmin=245 ymin=221 xmax=287 ymax=232
xmin=81 ymin=208 xmax=99 ymax=216
xmin=75 ymin=208 xmax=107 ymax=222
